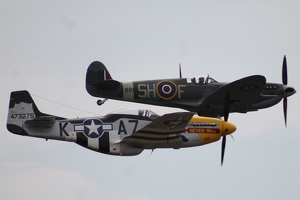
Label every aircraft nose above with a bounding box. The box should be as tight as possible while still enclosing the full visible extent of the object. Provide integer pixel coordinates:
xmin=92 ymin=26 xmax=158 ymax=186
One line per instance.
xmin=223 ymin=121 xmax=237 ymax=136
xmin=283 ymin=85 xmax=296 ymax=98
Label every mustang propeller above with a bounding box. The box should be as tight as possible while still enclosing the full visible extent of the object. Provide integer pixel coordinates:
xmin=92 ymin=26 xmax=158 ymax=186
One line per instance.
xmin=221 ymin=90 xmax=233 ymax=166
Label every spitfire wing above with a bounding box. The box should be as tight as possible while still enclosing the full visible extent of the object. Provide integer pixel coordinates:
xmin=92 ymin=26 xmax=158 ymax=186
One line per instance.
xmin=121 ymin=112 xmax=194 ymax=149
xmin=198 ymin=75 xmax=266 ymax=116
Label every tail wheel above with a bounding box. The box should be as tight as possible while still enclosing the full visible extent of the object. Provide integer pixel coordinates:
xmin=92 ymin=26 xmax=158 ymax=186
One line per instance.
xmin=97 ymin=99 xmax=103 ymax=106
xmin=97 ymin=98 xmax=108 ymax=106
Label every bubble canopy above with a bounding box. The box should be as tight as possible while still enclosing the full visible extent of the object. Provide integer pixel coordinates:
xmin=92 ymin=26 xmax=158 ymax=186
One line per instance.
xmin=109 ymin=108 xmax=160 ymax=120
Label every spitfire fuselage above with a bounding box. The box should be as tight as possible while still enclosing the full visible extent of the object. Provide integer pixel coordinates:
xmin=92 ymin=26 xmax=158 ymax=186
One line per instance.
xmin=87 ymin=78 xmax=222 ymax=110
xmin=87 ymin=78 xmax=294 ymax=117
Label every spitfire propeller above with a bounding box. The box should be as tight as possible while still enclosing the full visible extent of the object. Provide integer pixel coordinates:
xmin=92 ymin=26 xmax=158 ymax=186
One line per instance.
xmin=179 ymin=63 xmax=182 ymax=78
xmin=281 ymin=55 xmax=296 ymax=127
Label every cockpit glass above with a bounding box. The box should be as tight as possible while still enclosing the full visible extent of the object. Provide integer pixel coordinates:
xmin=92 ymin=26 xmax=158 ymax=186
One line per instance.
xmin=109 ymin=108 xmax=159 ymax=119
xmin=206 ymin=77 xmax=218 ymax=83
xmin=187 ymin=75 xmax=218 ymax=84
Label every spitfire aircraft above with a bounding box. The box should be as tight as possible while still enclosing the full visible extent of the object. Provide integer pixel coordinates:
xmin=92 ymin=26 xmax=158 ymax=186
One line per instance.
xmin=86 ymin=56 xmax=296 ymax=126
xmin=7 ymin=90 xmax=236 ymax=165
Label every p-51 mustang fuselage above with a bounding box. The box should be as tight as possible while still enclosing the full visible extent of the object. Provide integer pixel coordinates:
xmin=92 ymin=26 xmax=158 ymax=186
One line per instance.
xmin=86 ymin=59 xmax=296 ymax=118
xmin=7 ymin=91 xmax=236 ymax=156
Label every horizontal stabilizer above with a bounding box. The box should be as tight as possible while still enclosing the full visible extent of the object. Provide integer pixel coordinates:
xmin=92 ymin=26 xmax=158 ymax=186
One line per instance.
xmin=25 ymin=116 xmax=56 ymax=126
xmin=94 ymin=80 xmax=120 ymax=89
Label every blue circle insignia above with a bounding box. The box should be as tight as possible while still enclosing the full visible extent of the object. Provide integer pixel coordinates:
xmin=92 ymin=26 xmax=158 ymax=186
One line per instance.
xmin=83 ymin=119 xmax=104 ymax=138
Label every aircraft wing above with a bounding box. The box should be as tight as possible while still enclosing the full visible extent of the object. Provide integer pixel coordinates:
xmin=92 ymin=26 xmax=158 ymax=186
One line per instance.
xmin=198 ymin=75 xmax=266 ymax=116
xmin=121 ymin=112 xmax=194 ymax=149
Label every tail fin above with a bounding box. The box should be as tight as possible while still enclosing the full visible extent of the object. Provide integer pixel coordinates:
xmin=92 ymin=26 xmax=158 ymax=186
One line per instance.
xmin=86 ymin=61 xmax=113 ymax=82
xmin=86 ymin=61 xmax=120 ymax=88
xmin=7 ymin=90 xmax=62 ymax=135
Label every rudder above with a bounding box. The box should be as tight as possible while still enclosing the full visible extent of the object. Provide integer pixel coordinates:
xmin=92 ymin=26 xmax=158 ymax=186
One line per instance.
xmin=86 ymin=61 xmax=113 ymax=84
xmin=85 ymin=61 xmax=120 ymax=97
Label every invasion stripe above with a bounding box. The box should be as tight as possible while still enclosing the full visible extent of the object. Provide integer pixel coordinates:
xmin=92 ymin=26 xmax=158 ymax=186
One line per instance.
xmin=125 ymin=135 xmax=180 ymax=141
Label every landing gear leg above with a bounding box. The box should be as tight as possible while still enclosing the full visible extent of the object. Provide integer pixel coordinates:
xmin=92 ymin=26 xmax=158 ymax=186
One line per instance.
xmin=97 ymin=99 xmax=108 ymax=106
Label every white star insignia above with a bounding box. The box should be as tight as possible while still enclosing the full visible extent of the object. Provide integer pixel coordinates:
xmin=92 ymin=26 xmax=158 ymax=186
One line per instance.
xmin=86 ymin=120 xmax=102 ymax=136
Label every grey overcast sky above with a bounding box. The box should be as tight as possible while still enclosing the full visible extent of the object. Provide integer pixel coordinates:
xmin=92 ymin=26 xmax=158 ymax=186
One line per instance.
xmin=1 ymin=1 xmax=300 ymax=200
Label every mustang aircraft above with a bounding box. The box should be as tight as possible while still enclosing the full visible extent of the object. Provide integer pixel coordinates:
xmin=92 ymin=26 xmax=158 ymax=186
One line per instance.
xmin=7 ymin=90 xmax=236 ymax=165
xmin=86 ymin=56 xmax=296 ymax=126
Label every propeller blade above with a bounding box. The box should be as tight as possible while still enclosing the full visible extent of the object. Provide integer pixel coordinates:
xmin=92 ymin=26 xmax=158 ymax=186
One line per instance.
xmin=283 ymin=97 xmax=287 ymax=127
xmin=282 ymin=55 xmax=288 ymax=85
xmin=223 ymin=90 xmax=230 ymax=122
xmin=221 ymin=136 xmax=226 ymax=166
xmin=282 ymin=55 xmax=289 ymax=127
xmin=179 ymin=63 xmax=182 ymax=78
xmin=221 ymin=90 xmax=230 ymax=166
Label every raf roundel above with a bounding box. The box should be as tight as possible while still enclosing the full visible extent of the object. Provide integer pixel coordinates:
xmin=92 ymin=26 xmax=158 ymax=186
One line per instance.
xmin=241 ymin=85 xmax=258 ymax=91
xmin=156 ymin=80 xmax=178 ymax=100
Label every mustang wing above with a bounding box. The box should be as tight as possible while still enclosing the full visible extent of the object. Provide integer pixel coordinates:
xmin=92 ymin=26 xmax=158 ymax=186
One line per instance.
xmin=198 ymin=75 xmax=266 ymax=117
xmin=121 ymin=112 xmax=194 ymax=149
